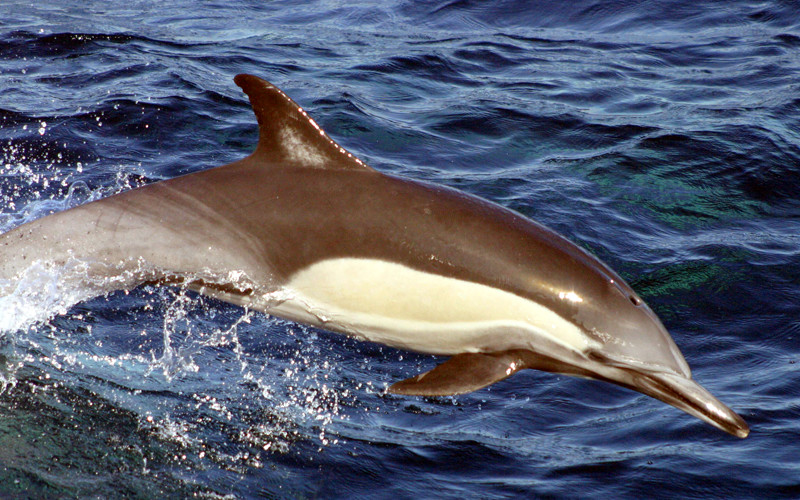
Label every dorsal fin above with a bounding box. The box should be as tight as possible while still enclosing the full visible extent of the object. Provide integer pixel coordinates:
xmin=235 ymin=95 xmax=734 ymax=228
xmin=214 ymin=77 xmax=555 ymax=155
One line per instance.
xmin=233 ymin=74 xmax=373 ymax=171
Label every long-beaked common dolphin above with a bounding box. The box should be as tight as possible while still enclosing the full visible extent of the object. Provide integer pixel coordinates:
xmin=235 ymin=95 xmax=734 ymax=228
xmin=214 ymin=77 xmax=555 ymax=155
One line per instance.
xmin=0 ymin=74 xmax=748 ymax=438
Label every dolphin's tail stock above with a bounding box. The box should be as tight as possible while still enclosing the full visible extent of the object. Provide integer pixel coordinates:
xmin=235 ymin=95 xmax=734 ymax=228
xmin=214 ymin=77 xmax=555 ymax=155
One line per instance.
xmin=0 ymin=180 xmax=229 ymax=328
xmin=0 ymin=197 xmax=152 ymax=330
xmin=0 ymin=166 xmax=275 ymax=333
xmin=1 ymin=193 xmax=144 ymax=289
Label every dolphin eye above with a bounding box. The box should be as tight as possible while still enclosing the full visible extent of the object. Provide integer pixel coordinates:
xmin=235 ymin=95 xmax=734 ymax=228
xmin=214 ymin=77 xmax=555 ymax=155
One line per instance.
xmin=609 ymin=279 xmax=642 ymax=307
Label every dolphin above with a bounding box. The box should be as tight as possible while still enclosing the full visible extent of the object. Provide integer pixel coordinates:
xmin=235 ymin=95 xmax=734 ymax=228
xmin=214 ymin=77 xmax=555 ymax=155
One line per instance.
xmin=0 ymin=74 xmax=748 ymax=438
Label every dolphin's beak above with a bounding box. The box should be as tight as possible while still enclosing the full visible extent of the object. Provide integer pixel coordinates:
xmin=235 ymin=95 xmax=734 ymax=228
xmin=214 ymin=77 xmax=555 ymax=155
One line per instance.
xmin=626 ymin=370 xmax=749 ymax=438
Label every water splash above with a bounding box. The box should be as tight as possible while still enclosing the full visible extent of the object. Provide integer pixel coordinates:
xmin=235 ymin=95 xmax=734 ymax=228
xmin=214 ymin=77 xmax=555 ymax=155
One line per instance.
xmin=0 ymin=259 xmax=105 ymax=334
xmin=0 ymin=259 xmax=353 ymax=457
xmin=145 ymin=288 xmax=254 ymax=381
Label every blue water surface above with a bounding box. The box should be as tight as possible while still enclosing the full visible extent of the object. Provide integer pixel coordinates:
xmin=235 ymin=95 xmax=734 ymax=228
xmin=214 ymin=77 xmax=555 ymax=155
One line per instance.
xmin=1 ymin=1 xmax=799 ymax=498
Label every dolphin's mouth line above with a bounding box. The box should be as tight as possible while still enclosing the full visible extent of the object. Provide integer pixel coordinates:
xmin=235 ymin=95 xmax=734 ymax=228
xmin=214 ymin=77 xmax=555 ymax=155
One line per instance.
xmin=519 ymin=349 xmax=748 ymax=438
xmin=616 ymin=368 xmax=750 ymax=438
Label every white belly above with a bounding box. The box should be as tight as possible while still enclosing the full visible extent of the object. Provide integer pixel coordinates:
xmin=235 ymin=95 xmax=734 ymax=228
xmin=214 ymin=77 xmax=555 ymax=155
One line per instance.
xmin=267 ymin=258 xmax=590 ymax=355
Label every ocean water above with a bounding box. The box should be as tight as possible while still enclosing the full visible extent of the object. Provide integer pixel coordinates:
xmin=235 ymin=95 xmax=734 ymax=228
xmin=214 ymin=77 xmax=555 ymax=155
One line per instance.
xmin=0 ymin=0 xmax=799 ymax=497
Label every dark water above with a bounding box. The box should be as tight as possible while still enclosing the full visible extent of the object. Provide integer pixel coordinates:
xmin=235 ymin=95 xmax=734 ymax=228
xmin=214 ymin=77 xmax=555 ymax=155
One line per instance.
xmin=1 ymin=0 xmax=799 ymax=497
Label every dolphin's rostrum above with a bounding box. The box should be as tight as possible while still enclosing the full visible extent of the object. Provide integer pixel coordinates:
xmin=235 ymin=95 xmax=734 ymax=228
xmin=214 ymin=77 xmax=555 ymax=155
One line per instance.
xmin=0 ymin=74 xmax=748 ymax=438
